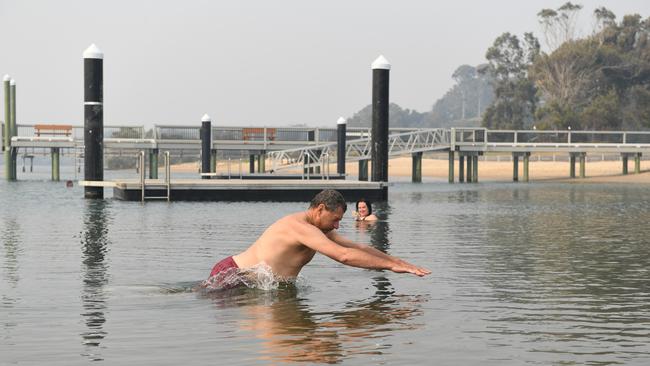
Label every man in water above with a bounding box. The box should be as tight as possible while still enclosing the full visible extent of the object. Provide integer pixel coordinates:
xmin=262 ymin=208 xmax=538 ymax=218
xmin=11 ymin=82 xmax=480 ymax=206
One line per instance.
xmin=205 ymin=189 xmax=430 ymax=287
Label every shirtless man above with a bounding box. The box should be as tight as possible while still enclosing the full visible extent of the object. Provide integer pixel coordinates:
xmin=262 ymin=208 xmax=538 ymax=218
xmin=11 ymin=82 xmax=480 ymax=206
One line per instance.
xmin=206 ymin=190 xmax=430 ymax=285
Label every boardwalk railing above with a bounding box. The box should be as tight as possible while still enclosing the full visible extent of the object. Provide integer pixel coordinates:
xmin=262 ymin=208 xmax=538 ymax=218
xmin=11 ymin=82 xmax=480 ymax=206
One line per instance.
xmin=268 ymin=128 xmax=450 ymax=171
xmin=9 ymin=124 xmax=650 ymax=158
xmin=452 ymin=128 xmax=650 ymax=152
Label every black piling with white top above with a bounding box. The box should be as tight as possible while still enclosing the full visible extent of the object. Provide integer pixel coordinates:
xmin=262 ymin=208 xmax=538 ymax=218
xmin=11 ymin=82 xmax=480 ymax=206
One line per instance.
xmin=84 ymin=44 xmax=104 ymax=199
xmin=337 ymin=117 xmax=346 ymax=176
xmin=371 ymin=55 xmax=390 ymax=184
xmin=3 ymin=75 xmax=10 ymax=180
xmin=201 ymin=114 xmax=211 ymax=179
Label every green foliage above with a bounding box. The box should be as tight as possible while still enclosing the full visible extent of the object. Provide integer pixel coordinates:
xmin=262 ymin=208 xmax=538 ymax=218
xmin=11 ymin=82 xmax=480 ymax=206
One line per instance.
xmin=534 ymin=100 xmax=579 ymax=130
xmin=482 ymin=32 xmax=539 ymax=129
xmin=482 ymin=5 xmax=650 ymax=131
xmin=347 ymin=5 xmax=650 ymax=132
xmin=580 ymin=89 xmax=622 ymax=130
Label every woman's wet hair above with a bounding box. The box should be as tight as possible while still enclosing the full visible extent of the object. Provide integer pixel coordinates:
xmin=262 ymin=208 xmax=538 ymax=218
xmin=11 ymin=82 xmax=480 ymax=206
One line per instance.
xmin=355 ymin=199 xmax=372 ymax=214
xmin=310 ymin=189 xmax=347 ymax=212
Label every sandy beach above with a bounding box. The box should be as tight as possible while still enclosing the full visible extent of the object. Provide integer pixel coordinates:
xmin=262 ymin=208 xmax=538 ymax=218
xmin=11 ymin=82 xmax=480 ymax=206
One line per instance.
xmin=171 ymin=155 xmax=650 ymax=184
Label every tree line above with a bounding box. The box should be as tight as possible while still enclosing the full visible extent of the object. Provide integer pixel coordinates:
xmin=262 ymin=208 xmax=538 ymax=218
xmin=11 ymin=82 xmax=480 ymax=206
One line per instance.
xmin=483 ymin=2 xmax=650 ymax=131
xmin=349 ymin=3 xmax=649 ymax=131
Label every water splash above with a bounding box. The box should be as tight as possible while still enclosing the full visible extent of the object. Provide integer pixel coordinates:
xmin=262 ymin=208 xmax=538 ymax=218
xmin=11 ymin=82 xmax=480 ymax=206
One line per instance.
xmin=200 ymin=262 xmax=306 ymax=292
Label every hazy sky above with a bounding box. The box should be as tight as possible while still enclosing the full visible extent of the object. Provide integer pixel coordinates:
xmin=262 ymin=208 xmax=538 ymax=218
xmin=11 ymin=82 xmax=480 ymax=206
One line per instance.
xmin=1 ymin=1 xmax=648 ymax=127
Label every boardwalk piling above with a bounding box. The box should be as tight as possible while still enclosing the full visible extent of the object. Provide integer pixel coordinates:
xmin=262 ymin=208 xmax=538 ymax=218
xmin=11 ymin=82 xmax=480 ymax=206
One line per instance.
xmin=448 ymin=151 xmax=454 ymax=183
xmin=512 ymin=153 xmax=519 ymax=182
xmin=337 ymin=117 xmax=346 ymax=176
xmin=570 ymin=153 xmax=576 ymax=178
xmin=210 ymin=150 xmax=217 ymax=174
xmin=412 ymin=152 xmax=422 ymax=183
xmin=635 ymin=153 xmax=642 ymax=174
xmin=459 ymin=155 xmax=465 ymax=182
xmin=3 ymin=75 xmax=11 ymax=180
xmin=358 ymin=160 xmax=368 ymax=181
xmin=579 ymin=153 xmax=586 ymax=178
xmin=3 ymin=75 xmax=8 ymax=151
xmin=466 ymin=154 xmax=473 ymax=182
xmin=201 ymin=114 xmax=211 ymax=179
xmin=472 ymin=155 xmax=478 ymax=183
xmin=149 ymin=149 xmax=158 ymax=179
xmin=523 ymin=153 xmax=530 ymax=182
xmin=83 ymin=44 xmax=104 ymax=198
xmin=621 ymin=153 xmax=629 ymax=175
xmin=259 ymin=151 xmax=266 ymax=173
xmin=371 ymin=55 xmax=390 ymax=183
xmin=51 ymin=148 xmax=60 ymax=181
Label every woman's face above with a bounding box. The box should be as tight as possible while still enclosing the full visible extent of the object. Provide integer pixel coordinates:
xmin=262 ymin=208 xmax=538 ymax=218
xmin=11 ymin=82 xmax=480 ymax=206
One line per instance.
xmin=357 ymin=202 xmax=370 ymax=216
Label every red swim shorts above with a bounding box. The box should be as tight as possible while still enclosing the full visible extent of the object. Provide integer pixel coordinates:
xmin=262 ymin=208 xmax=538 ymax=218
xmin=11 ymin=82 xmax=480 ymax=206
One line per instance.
xmin=209 ymin=256 xmax=239 ymax=277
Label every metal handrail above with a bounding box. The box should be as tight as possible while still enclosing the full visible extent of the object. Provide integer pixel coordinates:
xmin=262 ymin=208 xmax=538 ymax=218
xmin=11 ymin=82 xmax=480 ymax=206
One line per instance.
xmin=268 ymin=128 xmax=450 ymax=172
xmin=165 ymin=151 xmax=171 ymax=202
xmin=139 ymin=151 xmax=145 ymax=203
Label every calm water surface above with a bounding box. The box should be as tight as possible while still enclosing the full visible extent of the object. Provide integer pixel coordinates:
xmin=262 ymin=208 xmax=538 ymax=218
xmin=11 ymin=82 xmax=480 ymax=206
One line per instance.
xmin=1 ymin=171 xmax=650 ymax=365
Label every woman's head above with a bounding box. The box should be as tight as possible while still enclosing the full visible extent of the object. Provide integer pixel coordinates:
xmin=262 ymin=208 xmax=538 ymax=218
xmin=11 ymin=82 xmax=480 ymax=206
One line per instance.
xmin=355 ymin=199 xmax=372 ymax=216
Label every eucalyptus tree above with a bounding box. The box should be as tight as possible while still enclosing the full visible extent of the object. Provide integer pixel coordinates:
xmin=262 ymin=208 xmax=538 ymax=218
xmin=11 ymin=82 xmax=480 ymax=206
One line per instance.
xmin=481 ymin=32 xmax=540 ymax=129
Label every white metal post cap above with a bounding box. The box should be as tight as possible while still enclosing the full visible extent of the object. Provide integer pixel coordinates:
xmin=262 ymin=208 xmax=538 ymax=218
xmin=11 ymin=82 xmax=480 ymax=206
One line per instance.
xmin=201 ymin=114 xmax=211 ymax=122
xmin=371 ymin=55 xmax=391 ymax=70
xmin=337 ymin=117 xmax=347 ymax=125
xmin=10 ymin=79 xmax=15 ymax=85
xmin=83 ymin=44 xmax=104 ymax=59
xmin=3 ymin=75 xmax=10 ymax=82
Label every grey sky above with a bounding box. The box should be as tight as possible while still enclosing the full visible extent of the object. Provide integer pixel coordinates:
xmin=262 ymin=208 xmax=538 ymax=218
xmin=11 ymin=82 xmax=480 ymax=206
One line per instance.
xmin=1 ymin=0 xmax=648 ymax=127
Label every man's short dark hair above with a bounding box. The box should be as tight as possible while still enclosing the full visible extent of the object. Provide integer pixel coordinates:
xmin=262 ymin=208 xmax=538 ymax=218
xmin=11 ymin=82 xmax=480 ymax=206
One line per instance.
xmin=310 ymin=189 xmax=347 ymax=212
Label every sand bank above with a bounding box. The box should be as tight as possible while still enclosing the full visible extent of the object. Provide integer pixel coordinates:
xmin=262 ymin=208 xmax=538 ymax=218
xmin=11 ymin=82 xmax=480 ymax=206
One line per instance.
xmin=171 ymin=156 xmax=650 ymax=184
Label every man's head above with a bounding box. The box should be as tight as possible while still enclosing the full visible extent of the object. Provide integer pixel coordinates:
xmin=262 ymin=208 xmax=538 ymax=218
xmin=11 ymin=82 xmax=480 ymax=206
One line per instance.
xmin=308 ymin=190 xmax=347 ymax=232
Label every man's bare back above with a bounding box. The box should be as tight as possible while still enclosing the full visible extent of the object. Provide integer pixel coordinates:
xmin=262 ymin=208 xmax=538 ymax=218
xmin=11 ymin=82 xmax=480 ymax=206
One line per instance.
xmin=206 ymin=190 xmax=430 ymax=286
xmin=232 ymin=212 xmax=325 ymax=277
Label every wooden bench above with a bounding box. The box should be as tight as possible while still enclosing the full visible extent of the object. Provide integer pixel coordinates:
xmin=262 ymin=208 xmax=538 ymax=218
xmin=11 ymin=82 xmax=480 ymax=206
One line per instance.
xmin=242 ymin=127 xmax=276 ymax=141
xmin=34 ymin=124 xmax=73 ymax=137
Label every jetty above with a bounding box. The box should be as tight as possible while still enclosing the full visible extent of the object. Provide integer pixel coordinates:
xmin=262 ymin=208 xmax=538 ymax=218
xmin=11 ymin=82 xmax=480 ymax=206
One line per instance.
xmin=3 ymin=46 xmax=650 ymax=202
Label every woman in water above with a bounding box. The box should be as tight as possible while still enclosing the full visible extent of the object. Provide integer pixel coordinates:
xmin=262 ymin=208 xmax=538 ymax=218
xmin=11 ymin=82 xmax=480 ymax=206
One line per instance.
xmin=353 ymin=199 xmax=378 ymax=222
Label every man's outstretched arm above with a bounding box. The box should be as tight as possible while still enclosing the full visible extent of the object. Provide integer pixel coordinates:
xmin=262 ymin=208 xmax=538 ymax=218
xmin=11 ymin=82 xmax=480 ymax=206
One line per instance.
xmin=327 ymin=231 xmax=430 ymax=276
xmin=300 ymin=229 xmax=430 ymax=277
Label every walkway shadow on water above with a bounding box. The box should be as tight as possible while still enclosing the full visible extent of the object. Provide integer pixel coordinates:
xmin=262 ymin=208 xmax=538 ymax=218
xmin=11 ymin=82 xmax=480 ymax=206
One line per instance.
xmin=200 ymin=275 xmax=426 ymax=364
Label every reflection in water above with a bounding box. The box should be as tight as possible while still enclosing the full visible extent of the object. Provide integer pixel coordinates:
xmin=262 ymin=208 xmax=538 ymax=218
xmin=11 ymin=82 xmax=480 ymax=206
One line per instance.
xmin=80 ymin=200 xmax=111 ymax=361
xmin=2 ymin=216 xmax=21 ymax=287
xmin=205 ymin=281 xmax=425 ymax=364
xmin=453 ymin=186 xmax=650 ymax=363
xmin=1 ymin=216 xmax=21 ymax=336
xmin=368 ymin=201 xmax=391 ymax=252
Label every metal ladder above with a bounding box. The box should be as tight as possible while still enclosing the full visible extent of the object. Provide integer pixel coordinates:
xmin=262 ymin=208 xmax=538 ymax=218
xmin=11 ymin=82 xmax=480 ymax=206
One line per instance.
xmin=140 ymin=151 xmax=171 ymax=202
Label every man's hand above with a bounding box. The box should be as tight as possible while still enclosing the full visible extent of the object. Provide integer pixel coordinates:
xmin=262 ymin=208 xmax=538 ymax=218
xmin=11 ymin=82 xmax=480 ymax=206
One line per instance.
xmin=391 ymin=261 xmax=431 ymax=277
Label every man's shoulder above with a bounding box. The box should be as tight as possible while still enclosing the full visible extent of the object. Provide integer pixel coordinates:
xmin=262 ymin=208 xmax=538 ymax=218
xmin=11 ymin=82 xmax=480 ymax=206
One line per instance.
xmin=280 ymin=211 xmax=306 ymax=222
xmin=274 ymin=212 xmax=309 ymax=229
